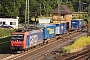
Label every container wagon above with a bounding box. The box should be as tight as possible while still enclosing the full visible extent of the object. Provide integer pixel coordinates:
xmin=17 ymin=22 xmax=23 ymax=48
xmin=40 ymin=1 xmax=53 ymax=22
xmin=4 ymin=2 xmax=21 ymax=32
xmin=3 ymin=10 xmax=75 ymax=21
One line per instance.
xmin=50 ymin=23 xmax=60 ymax=35
xmin=37 ymin=24 xmax=56 ymax=39
xmin=60 ymin=22 xmax=67 ymax=34
xmin=71 ymin=19 xmax=83 ymax=30
xmin=61 ymin=21 xmax=71 ymax=31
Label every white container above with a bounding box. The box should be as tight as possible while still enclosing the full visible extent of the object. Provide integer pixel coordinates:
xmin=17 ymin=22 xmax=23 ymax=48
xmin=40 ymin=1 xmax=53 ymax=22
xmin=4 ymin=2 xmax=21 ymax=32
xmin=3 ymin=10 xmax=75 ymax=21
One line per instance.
xmin=56 ymin=24 xmax=60 ymax=34
xmin=39 ymin=18 xmax=50 ymax=24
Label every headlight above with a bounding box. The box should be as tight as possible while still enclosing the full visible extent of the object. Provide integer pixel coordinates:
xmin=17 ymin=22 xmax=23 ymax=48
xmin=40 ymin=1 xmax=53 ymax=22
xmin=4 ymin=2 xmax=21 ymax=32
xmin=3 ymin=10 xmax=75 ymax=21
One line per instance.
xmin=21 ymin=45 xmax=23 ymax=46
xmin=12 ymin=44 xmax=13 ymax=46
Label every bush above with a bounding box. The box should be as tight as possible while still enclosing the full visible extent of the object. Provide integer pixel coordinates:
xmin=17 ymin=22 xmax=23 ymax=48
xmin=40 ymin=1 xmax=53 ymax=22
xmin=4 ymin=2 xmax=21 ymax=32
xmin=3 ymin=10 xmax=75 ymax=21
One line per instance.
xmin=62 ymin=36 xmax=90 ymax=53
xmin=0 ymin=37 xmax=11 ymax=53
xmin=62 ymin=46 xmax=71 ymax=53
xmin=0 ymin=28 xmax=15 ymax=37
xmin=0 ymin=41 xmax=10 ymax=53
xmin=0 ymin=29 xmax=16 ymax=53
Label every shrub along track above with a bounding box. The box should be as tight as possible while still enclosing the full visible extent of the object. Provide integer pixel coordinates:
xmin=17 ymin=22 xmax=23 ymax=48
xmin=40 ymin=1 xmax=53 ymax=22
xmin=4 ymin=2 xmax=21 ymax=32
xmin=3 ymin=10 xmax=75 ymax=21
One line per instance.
xmin=1 ymin=29 xmax=87 ymax=60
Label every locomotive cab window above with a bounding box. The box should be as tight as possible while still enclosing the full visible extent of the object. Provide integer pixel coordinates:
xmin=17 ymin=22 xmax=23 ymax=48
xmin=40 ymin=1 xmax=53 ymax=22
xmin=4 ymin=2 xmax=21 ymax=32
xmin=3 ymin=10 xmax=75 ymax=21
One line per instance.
xmin=11 ymin=34 xmax=24 ymax=41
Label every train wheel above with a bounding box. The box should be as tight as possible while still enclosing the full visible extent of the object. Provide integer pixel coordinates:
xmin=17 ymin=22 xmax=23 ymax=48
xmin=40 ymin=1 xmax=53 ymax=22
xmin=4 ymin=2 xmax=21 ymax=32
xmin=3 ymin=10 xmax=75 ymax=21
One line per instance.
xmin=43 ymin=40 xmax=45 ymax=45
xmin=46 ymin=41 xmax=48 ymax=44
xmin=40 ymin=43 xmax=44 ymax=46
xmin=33 ymin=46 xmax=36 ymax=48
xmin=25 ymin=48 xmax=28 ymax=51
xmin=30 ymin=47 xmax=33 ymax=49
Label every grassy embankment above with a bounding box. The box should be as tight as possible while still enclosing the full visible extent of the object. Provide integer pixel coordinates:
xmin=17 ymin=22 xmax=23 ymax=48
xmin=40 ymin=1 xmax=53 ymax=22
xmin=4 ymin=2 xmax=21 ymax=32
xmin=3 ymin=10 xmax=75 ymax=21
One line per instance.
xmin=62 ymin=36 xmax=90 ymax=53
xmin=0 ymin=28 xmax=15 ymax=53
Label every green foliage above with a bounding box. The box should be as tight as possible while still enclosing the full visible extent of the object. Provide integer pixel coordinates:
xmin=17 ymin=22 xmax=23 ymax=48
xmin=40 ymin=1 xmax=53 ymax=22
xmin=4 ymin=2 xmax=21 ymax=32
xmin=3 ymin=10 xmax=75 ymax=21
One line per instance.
xmin=62 ymin=36 xmax=90 ymax=53
xmin=0 ymin=0 xmax=90 ymax=23
xmin=0 ymin=37 xmax=10 ymax=53
xmin=62 ymin=1 xmax=74 ymax=11
xmin=0 ymin=28 xmax=15 ymax=53
xmin=0 ymin=28 xmax=15 ymax=37
xmin=62 ymin=45 xmax=71 ymax=53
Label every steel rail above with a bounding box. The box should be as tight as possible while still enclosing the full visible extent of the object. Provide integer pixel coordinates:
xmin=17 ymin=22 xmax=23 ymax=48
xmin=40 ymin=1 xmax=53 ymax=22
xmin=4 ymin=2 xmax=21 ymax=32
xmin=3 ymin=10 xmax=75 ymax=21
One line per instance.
xmin=10 ymin=32 xmax=87 ymax=60
xmin=1 ymin=29 xmax=87 ymax=60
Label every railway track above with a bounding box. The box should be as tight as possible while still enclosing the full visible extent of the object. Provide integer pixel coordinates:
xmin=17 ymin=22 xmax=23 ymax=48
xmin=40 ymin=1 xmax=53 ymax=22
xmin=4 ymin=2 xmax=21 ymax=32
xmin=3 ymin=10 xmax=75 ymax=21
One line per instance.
xmin=42 ymin=32 xmax=87 ymax=60
xmin=63 ymin=48 xmax=90 ymax=60
xmin=0 ymin=30 xmax=75 ymax=60
xmin=2 ymin=32 xmax=87 ymax=60
xmin=1 ymin=28 xmax=87 ymax=60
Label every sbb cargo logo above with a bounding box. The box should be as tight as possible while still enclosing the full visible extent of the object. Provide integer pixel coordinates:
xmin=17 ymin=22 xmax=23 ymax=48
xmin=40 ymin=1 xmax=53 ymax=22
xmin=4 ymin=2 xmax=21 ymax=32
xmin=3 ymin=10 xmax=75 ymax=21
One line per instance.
xmin=47 ymin=28 xmax=54 ymax=34
xmin=29 ymin=35 xmax=38 ymax=45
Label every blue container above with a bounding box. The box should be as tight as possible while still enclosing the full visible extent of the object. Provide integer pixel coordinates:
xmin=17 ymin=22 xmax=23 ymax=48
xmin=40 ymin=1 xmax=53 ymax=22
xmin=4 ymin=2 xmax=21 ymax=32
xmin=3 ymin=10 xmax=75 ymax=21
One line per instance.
xmin=63 ymin=23 xmax=67 ymax=33
xmin=26 ymin=30 xmax=43 ymax=47
xmin=60 ymin=23 xmax=67 ymax=34
xmin=43 ymin=24 xmax=56 ymax=39
xmin=71 ymin=19 xmax=83 ymax=29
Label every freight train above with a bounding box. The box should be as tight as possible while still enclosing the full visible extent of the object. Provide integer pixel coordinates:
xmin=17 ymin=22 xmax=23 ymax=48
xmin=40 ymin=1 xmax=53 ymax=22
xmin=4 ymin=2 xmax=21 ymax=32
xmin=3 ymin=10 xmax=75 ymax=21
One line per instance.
xmin=10 ymin=19 xmax=87 ymax=51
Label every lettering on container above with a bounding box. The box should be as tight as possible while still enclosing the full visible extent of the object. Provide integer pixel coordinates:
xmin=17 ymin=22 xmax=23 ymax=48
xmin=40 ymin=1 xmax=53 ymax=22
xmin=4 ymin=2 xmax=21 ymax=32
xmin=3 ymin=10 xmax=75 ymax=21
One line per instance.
xmin=47 ymin=28 xmax=54 ymax=34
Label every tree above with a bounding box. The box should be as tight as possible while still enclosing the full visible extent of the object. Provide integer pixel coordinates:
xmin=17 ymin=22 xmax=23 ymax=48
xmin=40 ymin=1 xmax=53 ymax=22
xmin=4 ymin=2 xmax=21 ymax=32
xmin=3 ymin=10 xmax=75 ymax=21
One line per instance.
xmin=0 ymin=0 xmax=90 ymax=23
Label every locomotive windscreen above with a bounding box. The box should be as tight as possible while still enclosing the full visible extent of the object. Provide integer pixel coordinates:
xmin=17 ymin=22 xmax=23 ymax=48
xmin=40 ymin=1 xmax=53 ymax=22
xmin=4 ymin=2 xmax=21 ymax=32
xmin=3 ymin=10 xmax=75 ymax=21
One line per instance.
xmin=11 ymin=34 xmax=24 ymax=41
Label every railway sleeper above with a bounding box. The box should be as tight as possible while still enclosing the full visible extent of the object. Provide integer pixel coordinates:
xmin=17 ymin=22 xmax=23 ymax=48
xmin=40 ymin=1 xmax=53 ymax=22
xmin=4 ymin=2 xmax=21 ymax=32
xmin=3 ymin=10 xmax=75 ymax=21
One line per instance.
xmin=86 ymin=55 xmax=90 ymax=60
xmin=56 ymin=36 xmax=62 ymax=40
xmin=39 ymin=43 xmax=44 ymax=46
xmin=25 ymin=46 xmax=36 ymax=51
xmin=73 ymin=52 xmax=90 ymax=60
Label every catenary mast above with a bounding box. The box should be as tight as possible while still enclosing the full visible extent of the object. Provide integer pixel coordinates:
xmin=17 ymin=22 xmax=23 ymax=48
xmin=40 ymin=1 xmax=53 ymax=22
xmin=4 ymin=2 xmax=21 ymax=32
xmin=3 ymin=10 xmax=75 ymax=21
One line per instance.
xmin=88 ymin=4 xmax=90 ymax=35
xmin=25 ymin=0 xmax=29 ymax=28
